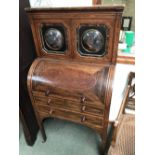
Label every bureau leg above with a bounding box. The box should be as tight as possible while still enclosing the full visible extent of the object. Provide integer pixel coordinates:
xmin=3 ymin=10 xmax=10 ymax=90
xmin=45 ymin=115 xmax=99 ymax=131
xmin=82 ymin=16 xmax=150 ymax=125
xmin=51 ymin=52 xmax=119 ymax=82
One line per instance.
xmin=99 ymin=133 xmax=107 ymax=155
xmin=102 ymin=140 xmax=106 ymax=155
xmin=39 ymin=121 xmax=47 ymax=142
xmin=97 ymin=136 xmax=106 ymax=155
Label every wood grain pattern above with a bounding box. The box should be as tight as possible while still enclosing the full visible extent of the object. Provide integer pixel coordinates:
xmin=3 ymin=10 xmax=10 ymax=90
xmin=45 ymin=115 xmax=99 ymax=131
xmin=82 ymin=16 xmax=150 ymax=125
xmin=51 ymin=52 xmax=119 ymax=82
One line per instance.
xmin=34 ymin=95 xmax=104 ymax=116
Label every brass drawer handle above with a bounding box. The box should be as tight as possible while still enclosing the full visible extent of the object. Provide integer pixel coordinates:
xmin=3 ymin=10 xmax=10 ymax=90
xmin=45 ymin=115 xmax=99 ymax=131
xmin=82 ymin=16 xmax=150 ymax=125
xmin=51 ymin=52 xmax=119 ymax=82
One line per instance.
xmin=81 ymin=105 xmax=86 ymax=112
xmin=81 ymin=115 xmax=86 ymax=122
xmin=47 ymin=98 xmax=52 ymax=105
xmin=45 ymin=90 xmax=50 ymax=96
xmin=49 ymin=109 xmax=54 ymax=115
xmin=80 ymin=96 xmax=86 ymax=103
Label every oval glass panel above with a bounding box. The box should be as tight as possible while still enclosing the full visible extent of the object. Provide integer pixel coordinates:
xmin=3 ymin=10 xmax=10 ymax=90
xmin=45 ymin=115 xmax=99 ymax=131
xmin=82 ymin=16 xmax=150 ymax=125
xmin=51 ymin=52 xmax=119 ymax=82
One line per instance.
xmin=81 ymin=29 xmax=104 ymax=53
xmin=44 ymin=28 xmax=64 ymax=51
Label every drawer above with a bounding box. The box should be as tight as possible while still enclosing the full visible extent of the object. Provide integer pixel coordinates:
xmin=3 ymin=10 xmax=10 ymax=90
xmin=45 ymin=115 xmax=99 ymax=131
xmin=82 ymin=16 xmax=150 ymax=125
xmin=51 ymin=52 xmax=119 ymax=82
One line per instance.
xmin=37 ymin=104 xmax=103 ymax=128
xmin=32 ymin=90 xmax=104 ymax=109
xmin=34 ymin=95 xmax=104 ymax=116
xmin=34 ymin=95 xmax=80 ymax=111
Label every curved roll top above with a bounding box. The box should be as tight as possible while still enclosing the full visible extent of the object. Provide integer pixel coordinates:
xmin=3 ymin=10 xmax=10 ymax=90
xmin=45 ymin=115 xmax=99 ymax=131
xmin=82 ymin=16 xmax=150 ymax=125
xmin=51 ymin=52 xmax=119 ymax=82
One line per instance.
xmin=33 ymin=62 xmax=97 ymax=90
xmin=28 ymin=58 xmax=115 ymax=108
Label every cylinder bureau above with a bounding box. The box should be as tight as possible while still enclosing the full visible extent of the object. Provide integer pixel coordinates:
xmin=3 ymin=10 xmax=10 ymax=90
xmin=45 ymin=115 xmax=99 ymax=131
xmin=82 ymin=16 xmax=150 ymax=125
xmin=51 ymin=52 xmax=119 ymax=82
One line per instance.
xmin=26 ymin=6 xmax=124 ymax=150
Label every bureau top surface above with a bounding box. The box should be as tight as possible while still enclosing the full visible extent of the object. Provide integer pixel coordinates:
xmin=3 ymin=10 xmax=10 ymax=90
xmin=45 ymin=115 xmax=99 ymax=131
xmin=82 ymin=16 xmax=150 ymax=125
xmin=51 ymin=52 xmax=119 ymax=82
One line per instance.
xmin=25 ymin=5 xmax=124 ymax=13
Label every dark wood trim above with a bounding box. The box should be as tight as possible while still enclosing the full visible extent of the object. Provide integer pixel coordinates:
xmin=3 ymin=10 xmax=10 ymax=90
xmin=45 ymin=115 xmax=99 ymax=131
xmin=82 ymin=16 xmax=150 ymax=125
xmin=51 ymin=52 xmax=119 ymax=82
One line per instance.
xmin=20 ymin=0 xmax=38 ymax=146
xmin=20 ymin=110 xmax=34 ymax=145
xmin=19 ymin=67 xmax=39 ymax=145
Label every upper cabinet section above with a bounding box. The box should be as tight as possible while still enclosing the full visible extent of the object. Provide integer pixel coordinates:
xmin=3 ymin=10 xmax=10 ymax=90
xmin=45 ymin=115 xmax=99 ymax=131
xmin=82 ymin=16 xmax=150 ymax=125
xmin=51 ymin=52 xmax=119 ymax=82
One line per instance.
xmin=26 ymin=6 xmax=124 ymax=64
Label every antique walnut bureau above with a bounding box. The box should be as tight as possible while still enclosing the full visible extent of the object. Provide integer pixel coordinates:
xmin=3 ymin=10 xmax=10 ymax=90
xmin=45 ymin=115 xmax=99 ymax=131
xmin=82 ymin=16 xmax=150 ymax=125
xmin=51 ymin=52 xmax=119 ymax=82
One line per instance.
xmin=26 ymin=6 xmax=124 ymax=148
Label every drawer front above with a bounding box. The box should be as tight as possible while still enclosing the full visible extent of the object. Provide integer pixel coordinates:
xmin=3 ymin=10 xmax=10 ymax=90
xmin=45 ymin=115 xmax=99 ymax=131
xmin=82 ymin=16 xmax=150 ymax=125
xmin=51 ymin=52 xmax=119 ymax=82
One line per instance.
xmin=32 ymin=90 xmax=104 ymax=109
xmin=34 ymin=95 xmax=104 ymax=117
xmin=35 ymin=96 xmax=80 ymax=112
xmin=37 ymin=104 xmax=103 ymax=128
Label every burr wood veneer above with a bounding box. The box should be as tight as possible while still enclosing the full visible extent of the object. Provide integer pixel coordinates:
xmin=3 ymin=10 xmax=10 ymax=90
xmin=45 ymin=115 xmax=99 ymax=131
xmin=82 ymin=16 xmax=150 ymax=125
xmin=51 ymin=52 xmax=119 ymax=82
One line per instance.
xmin=26 ymin=6 xmax=124 ymax=149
